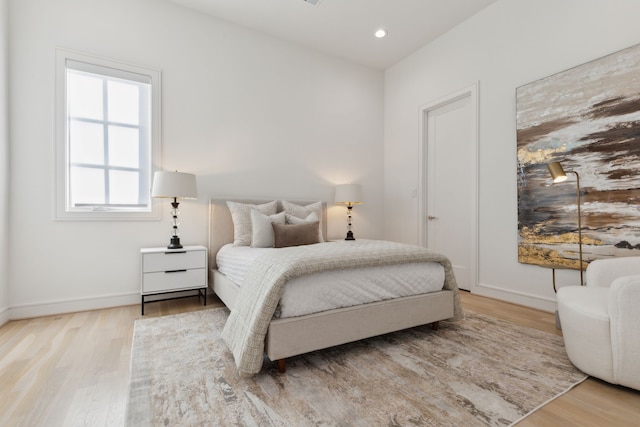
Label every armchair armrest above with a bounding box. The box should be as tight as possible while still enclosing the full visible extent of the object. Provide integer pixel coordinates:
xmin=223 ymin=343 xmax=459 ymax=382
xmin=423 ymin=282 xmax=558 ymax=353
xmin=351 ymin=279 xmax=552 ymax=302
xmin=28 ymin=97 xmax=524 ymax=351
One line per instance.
xmin=608 ymin=274 xmax=640 ymax=390
xmin=586 ymin=256 xmax=640 ymax=288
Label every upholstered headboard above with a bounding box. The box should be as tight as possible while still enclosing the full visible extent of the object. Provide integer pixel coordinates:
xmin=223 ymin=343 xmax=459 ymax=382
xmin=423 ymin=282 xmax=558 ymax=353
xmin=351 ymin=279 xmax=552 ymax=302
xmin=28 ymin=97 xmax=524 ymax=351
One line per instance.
xmin=208 ymin=198 xmax=328 ymax=269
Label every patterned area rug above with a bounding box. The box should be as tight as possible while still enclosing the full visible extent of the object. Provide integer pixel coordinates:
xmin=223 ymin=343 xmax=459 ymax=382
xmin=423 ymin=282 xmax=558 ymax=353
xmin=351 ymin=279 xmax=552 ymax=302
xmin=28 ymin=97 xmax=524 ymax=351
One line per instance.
xmin=126 ymin=308 xmax=586 ymax=426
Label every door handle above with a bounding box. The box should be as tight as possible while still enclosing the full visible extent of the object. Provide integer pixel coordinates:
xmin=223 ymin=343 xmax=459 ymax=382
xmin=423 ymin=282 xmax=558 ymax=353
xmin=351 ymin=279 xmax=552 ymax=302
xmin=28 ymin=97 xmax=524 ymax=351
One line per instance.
xmin=428 ymin=216 xmax=438 ymax=220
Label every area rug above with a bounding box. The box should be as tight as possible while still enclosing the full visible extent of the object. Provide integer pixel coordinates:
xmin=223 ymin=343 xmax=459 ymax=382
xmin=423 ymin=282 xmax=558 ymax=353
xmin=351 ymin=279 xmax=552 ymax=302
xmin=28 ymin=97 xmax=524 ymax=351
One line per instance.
xmin=126 ymin=308 xmax=586 ymax=426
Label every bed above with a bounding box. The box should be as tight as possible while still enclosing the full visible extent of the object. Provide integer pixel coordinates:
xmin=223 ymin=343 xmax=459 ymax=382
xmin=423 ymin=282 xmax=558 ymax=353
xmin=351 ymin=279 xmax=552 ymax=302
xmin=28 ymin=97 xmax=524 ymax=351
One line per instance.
xmin=208 ymin=198 xmax=462 ymax=375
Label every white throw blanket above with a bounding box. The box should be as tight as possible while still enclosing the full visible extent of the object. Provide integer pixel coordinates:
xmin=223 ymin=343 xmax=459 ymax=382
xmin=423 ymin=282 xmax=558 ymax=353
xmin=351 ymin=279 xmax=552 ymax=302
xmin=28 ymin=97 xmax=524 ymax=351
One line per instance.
xmin=221 ymin=240 xmax=463 ymax=376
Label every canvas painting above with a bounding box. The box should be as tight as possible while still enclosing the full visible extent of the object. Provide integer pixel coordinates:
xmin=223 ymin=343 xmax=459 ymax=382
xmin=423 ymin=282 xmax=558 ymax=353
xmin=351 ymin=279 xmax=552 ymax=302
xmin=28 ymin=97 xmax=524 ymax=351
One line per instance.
xmin=517 ymin=44 xmax=640 ymax=268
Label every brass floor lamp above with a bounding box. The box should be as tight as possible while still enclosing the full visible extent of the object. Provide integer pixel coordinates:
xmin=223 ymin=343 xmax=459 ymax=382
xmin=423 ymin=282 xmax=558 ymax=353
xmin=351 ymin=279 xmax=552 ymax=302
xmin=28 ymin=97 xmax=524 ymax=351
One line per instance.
xmin=547 ymin=161 xmax=584 ymax=286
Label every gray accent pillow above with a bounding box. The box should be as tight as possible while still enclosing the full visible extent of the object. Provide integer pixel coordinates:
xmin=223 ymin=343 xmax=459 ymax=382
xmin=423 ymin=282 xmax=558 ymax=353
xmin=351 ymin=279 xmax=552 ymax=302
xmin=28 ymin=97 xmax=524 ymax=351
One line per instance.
xmin=227 ymin=200 xmax=277 ymax=246
xmin=250 ymin=210 xmax=285 ymax=248
xmin=281 ymin=200 xmax=324 ymax=242
xmin=272 ymin=221 xmax=320 ymax=248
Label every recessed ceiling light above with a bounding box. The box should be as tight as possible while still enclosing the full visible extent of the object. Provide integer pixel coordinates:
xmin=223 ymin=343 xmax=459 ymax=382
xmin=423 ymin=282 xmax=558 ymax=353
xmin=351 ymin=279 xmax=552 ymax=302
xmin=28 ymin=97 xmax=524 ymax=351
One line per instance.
xmin=374 ymin=29 xmax=387 ymax=38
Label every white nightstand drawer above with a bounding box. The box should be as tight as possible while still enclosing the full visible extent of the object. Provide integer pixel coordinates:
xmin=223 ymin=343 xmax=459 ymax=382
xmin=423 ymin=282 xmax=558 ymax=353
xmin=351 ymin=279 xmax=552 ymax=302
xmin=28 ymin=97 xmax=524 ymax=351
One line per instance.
xmin=142 ymin=249 xmax=206 ymax=273
xmin=142 ymin=268 xmax=206 ymax=294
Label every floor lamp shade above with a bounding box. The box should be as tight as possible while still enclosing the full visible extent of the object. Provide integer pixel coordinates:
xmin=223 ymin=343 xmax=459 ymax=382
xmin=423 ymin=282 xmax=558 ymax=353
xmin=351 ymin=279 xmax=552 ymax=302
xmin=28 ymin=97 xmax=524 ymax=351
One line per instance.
xmin=335 ymin=184 xmax=363 ymax=240
xmin=151 ymin=171 xmax=198 ymax=249
xmin=547 ymin=161 xmax=569 ymax=183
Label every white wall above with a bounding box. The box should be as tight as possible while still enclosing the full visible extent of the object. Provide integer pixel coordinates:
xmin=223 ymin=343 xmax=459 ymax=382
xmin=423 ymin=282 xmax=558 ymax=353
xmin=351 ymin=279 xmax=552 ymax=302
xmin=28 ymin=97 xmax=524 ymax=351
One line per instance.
xmin=8 ymin=0 xmax=384 ymax=318
xmin=0 ymin=0 xmax=8 ymax=325
xmin=384 ymin=0 xmax=640 ymax=311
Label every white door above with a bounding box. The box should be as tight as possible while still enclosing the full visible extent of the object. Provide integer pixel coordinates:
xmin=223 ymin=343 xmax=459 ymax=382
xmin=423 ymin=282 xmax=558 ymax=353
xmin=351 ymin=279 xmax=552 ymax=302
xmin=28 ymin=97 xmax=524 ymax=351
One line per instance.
xmin=420 ymin=85 xmax=477 ymax=291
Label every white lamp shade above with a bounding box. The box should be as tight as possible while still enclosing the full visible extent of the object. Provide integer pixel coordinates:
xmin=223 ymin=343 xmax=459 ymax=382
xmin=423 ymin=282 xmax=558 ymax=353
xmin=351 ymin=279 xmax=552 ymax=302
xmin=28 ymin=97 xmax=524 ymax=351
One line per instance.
xmin=151 ymin=171 xmax=198 ymax=199
xmin=335 ymin=184 xmax=363 ymax=205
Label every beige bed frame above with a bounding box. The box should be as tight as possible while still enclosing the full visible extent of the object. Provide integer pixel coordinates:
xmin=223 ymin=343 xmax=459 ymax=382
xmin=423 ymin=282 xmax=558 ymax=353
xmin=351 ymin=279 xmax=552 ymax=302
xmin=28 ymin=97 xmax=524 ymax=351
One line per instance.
xmin=208 ymin=198 xmax=455 ymax=372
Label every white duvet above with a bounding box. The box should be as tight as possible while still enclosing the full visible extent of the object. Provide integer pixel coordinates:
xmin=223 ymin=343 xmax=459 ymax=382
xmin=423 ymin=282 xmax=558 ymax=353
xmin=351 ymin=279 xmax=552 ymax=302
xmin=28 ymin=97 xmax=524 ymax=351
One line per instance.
xmin=216 ymin=243 xmax=445 ymax=318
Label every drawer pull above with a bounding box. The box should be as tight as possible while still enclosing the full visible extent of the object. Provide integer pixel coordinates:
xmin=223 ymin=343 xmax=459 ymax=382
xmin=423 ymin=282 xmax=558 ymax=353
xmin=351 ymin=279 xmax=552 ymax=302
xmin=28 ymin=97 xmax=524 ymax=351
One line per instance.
xmin=165 ymin=269 xmax=187 ymax=273
xmin=165 ymin=251 xmax=187 ymax=255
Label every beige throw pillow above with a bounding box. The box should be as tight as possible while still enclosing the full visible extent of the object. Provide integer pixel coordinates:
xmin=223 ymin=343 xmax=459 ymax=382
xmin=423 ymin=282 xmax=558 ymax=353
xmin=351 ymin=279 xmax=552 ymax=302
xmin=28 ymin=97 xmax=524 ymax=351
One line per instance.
xmin=281 ymin=200 xmax=324 ymax=242
xmin=272 ymin=221 xmax=320 ymax=248
xmin=227 ymin=200 xmax=277 ymax=246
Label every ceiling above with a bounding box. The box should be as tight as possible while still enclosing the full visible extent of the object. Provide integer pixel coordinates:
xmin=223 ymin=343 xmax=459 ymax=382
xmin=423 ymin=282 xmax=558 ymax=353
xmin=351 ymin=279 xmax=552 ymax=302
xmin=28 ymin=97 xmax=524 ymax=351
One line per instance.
xmin=166 ymin=0 xmax=499 ymax=70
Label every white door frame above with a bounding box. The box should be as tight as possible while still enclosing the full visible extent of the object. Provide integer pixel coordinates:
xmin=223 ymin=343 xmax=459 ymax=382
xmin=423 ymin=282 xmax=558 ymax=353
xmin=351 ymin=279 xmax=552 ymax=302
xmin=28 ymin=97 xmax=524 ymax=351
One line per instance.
xmin=418 ymin=82 xmax=479 ymax=290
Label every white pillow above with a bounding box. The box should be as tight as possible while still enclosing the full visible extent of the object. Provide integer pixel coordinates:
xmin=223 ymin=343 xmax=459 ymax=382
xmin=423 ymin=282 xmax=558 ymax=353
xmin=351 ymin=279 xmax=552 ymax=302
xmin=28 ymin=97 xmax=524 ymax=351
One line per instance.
xmin=227 ymin=200 xmax=277 ymax=246
xmin=251 ymin=210 xmax=285 ymax=248
xmin=281 ymin=201 xmax=325 ymax=242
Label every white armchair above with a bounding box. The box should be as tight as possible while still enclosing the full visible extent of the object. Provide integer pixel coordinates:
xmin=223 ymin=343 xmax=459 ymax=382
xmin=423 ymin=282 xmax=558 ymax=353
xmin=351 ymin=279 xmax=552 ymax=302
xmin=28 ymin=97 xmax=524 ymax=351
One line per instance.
xmin=557 ymin=256 xmax=640 ymax=391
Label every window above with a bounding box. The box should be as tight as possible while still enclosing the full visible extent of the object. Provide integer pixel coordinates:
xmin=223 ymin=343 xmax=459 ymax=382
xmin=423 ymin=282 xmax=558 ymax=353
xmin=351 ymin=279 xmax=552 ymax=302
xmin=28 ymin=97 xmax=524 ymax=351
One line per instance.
xmin=56 ymin=50 xmax=161 ymax=220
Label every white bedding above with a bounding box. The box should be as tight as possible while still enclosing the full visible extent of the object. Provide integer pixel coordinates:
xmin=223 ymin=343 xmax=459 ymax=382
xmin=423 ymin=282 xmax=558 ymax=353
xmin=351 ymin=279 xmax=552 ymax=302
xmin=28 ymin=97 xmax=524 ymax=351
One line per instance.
xmin=216 ymin=243 xmax=445 ymax=318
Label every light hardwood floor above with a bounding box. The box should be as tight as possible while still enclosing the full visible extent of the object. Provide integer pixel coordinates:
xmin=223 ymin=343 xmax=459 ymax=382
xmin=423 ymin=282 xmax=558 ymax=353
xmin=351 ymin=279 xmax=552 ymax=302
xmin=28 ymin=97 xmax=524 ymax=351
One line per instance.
xmin=1 ymin=292 xmax=639 ymax=426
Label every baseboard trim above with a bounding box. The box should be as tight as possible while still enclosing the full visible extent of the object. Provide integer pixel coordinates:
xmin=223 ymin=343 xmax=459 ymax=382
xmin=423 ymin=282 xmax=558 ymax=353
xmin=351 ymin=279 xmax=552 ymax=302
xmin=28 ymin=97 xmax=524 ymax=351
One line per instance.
xmin=472 ymin=283 xmax=557 ymax=313
xmin=7 ymin=287 xmax=214 ymax=320
xmin=8 ymin=292 xmax=140 ymax=320
xmin=0 ymin=305 xmax=9 ymax=327
xmin=5 ymin=284 xmax=553 ymax=321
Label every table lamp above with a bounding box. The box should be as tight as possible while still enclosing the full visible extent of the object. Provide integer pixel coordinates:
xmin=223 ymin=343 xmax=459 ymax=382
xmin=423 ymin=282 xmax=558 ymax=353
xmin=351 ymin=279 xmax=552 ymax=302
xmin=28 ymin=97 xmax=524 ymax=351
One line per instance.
xmin=335 ymin=184 xmax=363 ymax=240
xmin=151 ymin=171 xmax=198 ymax=249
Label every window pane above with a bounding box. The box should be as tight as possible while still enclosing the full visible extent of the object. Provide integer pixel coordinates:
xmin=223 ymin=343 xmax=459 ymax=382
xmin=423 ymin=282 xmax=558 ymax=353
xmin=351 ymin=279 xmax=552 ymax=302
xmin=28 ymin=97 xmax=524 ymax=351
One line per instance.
xmin=109 ymin=170 xmax=139 ymax=205
xmin=68 ymin=71 xmax=103 ymax=120
xmin=57 ymin=49 xmax=160 ymax=218
xmin=108 ymin=80 xmax=139 ymax=125
xmin=108 ymin=126 xmax=139 ymax=168
xmin=69 ymin=120 xmax=104 ymax=165
xmin=70 ymin=167 xmax=105 ymax=206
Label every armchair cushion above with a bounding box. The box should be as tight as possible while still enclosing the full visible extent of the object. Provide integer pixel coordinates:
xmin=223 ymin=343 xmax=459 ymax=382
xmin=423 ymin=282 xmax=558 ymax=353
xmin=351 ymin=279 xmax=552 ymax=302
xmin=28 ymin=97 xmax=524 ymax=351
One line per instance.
xmin=557 ymin=286 xmax=613 ymax=383
xmin=586 ymin=256 xmax=640 ymax=288
xmin=558 ymin=268 xmax=640 ymax=391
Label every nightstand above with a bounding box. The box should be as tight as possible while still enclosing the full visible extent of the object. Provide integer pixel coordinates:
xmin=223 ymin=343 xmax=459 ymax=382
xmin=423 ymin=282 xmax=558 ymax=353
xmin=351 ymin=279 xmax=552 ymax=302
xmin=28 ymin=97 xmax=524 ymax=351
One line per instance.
xmin=140 ymin=245 xmax=208 ymax=315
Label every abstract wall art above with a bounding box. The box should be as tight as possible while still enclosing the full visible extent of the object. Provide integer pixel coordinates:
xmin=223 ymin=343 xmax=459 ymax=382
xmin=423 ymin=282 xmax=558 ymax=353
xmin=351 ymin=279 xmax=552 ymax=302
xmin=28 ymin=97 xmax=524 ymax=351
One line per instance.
xmin=517 ymin=43 xmax=640 ymax=268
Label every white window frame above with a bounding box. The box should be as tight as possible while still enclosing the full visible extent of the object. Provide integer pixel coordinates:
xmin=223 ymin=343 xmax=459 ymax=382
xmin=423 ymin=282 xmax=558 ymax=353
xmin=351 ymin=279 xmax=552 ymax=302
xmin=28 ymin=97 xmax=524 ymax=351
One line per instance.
xmin=55 ymin=49 xmax=162 ymax=220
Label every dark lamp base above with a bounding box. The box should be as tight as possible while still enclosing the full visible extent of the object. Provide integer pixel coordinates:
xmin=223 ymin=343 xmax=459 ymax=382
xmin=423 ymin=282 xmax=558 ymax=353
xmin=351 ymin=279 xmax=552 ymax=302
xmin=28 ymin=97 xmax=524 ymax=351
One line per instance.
xmin=345 ymin=231 xmax=355 ymax=241
xmin=167 ymin=236 xmax=183 ymax=249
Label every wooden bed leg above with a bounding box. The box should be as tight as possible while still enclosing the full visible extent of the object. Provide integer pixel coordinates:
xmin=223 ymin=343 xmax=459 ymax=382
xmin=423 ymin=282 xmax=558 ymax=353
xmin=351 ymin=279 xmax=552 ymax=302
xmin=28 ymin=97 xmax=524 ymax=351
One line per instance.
xmin=276 ymin=359 xmax=286 ymax=373
xmin=431 ymin=321 xmax=440 ymax=331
